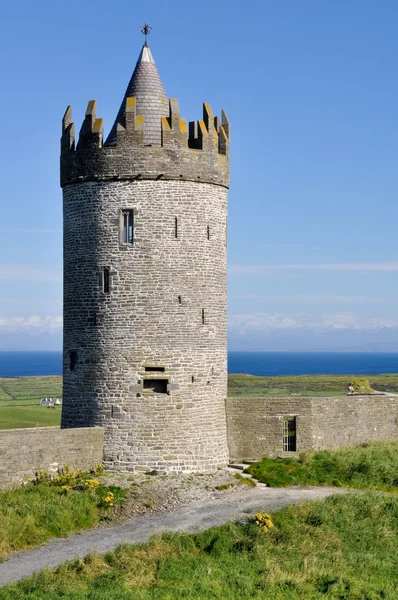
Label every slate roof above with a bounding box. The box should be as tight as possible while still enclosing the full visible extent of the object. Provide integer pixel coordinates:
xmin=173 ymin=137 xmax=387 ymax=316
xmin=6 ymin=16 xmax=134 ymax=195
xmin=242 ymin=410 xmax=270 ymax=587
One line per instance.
xmin=105 ymin=43 xmax=169 ymax=146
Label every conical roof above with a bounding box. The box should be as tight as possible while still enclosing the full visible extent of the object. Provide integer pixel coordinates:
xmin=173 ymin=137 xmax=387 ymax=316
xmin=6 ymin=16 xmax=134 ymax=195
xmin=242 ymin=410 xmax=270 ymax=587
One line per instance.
xmin=105 ymin=43 xmax=169 ymax=146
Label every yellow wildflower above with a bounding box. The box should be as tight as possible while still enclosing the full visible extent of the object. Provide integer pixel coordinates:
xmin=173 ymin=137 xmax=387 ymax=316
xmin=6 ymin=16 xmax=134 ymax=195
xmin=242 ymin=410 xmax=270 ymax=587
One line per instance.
xmin=254 ymin=513 xmax=274 ymax=531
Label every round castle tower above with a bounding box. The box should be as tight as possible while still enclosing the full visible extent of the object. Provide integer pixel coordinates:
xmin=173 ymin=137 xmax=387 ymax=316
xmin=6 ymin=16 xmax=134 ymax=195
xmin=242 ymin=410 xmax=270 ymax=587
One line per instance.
xmin=60 ymin=40 xmax=230 ymax=472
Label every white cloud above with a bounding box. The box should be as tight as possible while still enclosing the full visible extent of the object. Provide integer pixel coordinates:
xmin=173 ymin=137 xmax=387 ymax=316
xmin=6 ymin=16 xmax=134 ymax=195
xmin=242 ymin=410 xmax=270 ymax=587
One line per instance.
xmin=228 ymin=311 xmax=398 ymax=334
xmin=0 ymin=315 xmax=63 ymax=334
xmin=0 ymin=265 xmax=62 ymax=283
xmin=230 ymin=262 xmax=398 ymax=275
xmin=232 ymin=294 xmax=388 ymax=305
xmin=229 ymin=313 xmax=303 ymax=334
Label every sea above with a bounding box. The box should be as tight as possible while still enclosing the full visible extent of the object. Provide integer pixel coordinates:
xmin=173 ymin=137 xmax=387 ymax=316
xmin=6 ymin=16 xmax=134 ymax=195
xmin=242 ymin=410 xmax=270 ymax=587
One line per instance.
xmin=0 ymin=351 xmax=398 ymax=377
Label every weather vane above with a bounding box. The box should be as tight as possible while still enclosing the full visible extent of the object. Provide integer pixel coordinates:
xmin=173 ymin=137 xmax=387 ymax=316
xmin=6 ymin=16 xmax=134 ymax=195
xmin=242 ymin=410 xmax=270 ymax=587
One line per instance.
xmin=140 ymin=23 xmax=152 ymax=44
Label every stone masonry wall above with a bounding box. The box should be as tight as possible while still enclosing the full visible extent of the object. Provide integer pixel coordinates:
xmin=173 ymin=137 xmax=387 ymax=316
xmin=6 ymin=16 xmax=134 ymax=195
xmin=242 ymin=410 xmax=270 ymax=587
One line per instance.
xmin=226 ymin=395 xmax=398 ymax=461
xmin=226 ymin=397 xmax=313 ymax=461
xmin=62 ymin=179 xmax=229 ymax=472
xmin=0 ymin=427 xmax=104 ymax=490
xmin=311 ymin=395 xmax=398 ymax=450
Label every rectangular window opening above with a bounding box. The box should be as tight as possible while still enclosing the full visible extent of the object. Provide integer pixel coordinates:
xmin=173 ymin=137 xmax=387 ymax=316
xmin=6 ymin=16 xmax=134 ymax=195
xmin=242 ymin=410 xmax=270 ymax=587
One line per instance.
xmin=178 ymin=295 xmax=182 ymax=304
xmin=69 ymin=350 xmax=78 ymax=371
xmin=144 ymin=366 xmax=165 ymax=372
xmin=174 ymin=217 xmax=178 ymax=238
xmin=122 ymin=210 xmax=134 ymax=244
xmin=207 ymin=225 xmax=210 ymax=240
xmin=283 ymin=417 xmax=296 ymax=452
xmin=143 ymin=379 xmax=168 ymax=393
xmin=202 ymin=308 xmax=205 ymax=325
xmin=103 ymin=268 xmax=110 ymax=293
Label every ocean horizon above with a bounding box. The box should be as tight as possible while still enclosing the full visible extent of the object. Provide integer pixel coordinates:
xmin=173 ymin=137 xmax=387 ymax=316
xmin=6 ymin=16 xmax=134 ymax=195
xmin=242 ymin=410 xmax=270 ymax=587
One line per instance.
xmin=0 ymin=350 xmax=398 ymax=378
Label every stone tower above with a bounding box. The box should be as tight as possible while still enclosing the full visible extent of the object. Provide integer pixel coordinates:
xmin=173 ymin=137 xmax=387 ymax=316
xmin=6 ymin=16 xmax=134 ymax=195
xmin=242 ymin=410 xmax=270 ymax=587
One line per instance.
xmin=60 ymin=39 xmax=230 ymax=472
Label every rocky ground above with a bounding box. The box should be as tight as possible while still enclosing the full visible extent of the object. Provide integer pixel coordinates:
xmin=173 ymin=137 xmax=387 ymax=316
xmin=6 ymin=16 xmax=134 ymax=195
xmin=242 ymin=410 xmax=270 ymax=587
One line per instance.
xmin=101 ymin=468 xmax=257 ymax=519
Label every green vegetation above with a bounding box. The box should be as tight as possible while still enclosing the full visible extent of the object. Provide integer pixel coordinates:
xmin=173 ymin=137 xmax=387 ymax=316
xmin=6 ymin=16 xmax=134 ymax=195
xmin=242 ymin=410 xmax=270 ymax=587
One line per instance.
xmin=0 ymin=377 xmax=62 ymax=405
xmin=349 ymin=377 xmax=374 ymax=394
xmin=228 ymin=372 xmax=398 ymax=397
xmin=0 ymin=465 xmax=125 ymax=562
xmin=235 ymin=472 xmax=257 ymax=486
xmin=246 ymin=441 xmax=398 ymax=491
xmin=2 ymin=493 xmax=398 ymax=599
xmin=0 ymin=377 xmax=62 ymax=429
xmin=0 ymin=405 xmax=61 ymax=429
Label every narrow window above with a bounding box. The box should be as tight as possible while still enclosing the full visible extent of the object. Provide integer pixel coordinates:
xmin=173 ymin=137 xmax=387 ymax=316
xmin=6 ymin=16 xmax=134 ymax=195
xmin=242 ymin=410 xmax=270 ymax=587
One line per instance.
xmin=202 ymin=308 xmax=205 ymax=325
xmin=144 ymin=366 xmax=165 ymax=372
xmin=122 ymin=210 xmax=134 ymax=244
xmin=93 ymin=313 xmax=102 ymax=326
xmin=207 ymin=225 xmax=210 ymax=240
xmin=143 ymin=379 xmax=168 ymax=393
xmin=178 ymin=295 xmax=182 ymax=304
xmin=69 ymin=350 xmax=78 ymax=371
xmin=175 ymin=217 xmax=178 ymax=238
xmin=283 ymin=417 xmax=296 ymax=452
xmin=103 ymin=268 xmax=110 ymax=293
xmin=191 ymin=376 xmax=195 ymax=383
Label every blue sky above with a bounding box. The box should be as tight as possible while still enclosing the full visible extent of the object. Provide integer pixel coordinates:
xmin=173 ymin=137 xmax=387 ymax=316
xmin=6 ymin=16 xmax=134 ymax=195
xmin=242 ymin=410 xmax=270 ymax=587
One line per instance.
xmin=1 ymin=0 xmax=398 ymax=351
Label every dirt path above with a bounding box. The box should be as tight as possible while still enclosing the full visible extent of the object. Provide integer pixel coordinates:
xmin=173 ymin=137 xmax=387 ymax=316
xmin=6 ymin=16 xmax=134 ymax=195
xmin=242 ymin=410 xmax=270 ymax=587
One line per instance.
xmin=0 ymin=485 xmax=348 ymax=587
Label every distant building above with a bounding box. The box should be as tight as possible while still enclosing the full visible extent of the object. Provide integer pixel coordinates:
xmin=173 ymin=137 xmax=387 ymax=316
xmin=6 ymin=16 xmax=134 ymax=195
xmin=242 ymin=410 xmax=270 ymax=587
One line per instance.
xmin=40 ymin=398 xmax=61 ymax=407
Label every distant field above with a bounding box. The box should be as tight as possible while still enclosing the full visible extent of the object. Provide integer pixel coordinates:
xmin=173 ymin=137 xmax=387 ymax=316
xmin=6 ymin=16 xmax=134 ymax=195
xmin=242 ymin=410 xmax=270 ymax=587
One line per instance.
xmin=228 ymin=373 xmax=398 ymax=396
xmin=0 ymin=376 xmax=62 ymax=429
xmin=0 ymin=376 xmax=62 ymax=404
xmin=1 ymin=373 xmax=398 ymax=429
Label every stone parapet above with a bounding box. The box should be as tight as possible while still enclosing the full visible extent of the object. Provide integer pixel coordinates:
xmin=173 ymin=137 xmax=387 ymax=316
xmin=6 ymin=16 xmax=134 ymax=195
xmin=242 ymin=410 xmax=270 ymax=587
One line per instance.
xmin=0 ymin=426 xmax=104 ymax=490
xmin=61 ymin=99 xmax=230 ymax=188
xmin=226 ymin=395 xmax=398 ymax=461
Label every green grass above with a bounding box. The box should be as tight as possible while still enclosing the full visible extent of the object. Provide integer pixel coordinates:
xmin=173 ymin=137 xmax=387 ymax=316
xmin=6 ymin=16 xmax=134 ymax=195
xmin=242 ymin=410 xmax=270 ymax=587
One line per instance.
xmin=0 ymin=386 xmax=11 ymax=401
xmin=2 ymin=493 xmax=397 ymax=599
xmin=0 ymin=468 xmax=125 ymax=562
xmin=246 ymin=441 xmax=398 ymax=491
xmin=0 ymin=405 xmax=61 ymax=429
xmin=227 ymin=372 xmax=398 ymax=397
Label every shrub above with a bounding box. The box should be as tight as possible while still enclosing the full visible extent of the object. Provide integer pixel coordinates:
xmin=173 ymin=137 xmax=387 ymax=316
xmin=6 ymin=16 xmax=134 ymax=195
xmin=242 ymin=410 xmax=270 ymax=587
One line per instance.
xmin=350 ymin=377 xmax=375 ymax=394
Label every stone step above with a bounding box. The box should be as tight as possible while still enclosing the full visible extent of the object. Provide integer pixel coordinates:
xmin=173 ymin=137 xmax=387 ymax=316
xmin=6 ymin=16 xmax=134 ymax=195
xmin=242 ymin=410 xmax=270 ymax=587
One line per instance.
xmin=227 ymin=463 xmax=247 ymax=471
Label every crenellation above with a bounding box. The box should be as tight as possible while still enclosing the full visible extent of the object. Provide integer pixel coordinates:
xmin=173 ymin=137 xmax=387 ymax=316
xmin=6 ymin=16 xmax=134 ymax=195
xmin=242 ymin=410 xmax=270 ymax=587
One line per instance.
xmin=61 ymin=105 xmax=75 ymax=152
xmin=61 ymin=97 xmax=229 ymax=188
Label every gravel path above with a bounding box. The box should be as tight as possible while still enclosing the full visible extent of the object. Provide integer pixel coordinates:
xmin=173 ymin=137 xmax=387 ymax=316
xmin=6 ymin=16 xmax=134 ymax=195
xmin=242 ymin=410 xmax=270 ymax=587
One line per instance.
xmin=0 ymin=485 xmax=348 ymax=587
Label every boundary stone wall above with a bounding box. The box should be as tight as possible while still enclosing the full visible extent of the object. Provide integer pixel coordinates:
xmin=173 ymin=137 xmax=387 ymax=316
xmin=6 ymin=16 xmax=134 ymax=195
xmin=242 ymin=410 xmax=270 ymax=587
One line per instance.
xmin=226 ymin=395 xmax=398 ymax=461
xmin=0 ymin=427 xmax=104 ymax=490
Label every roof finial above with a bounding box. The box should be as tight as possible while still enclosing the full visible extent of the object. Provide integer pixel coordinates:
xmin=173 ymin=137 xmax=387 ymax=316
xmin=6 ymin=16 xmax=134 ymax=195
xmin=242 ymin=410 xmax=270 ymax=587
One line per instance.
xmin=139 ymin=23 xmax=152 ymax=45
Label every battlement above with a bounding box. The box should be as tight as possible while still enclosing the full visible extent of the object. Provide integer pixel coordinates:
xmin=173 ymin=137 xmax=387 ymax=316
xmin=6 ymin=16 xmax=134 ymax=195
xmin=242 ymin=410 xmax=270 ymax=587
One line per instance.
xmin=61 ymin=98 xmax=230 ymax=188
